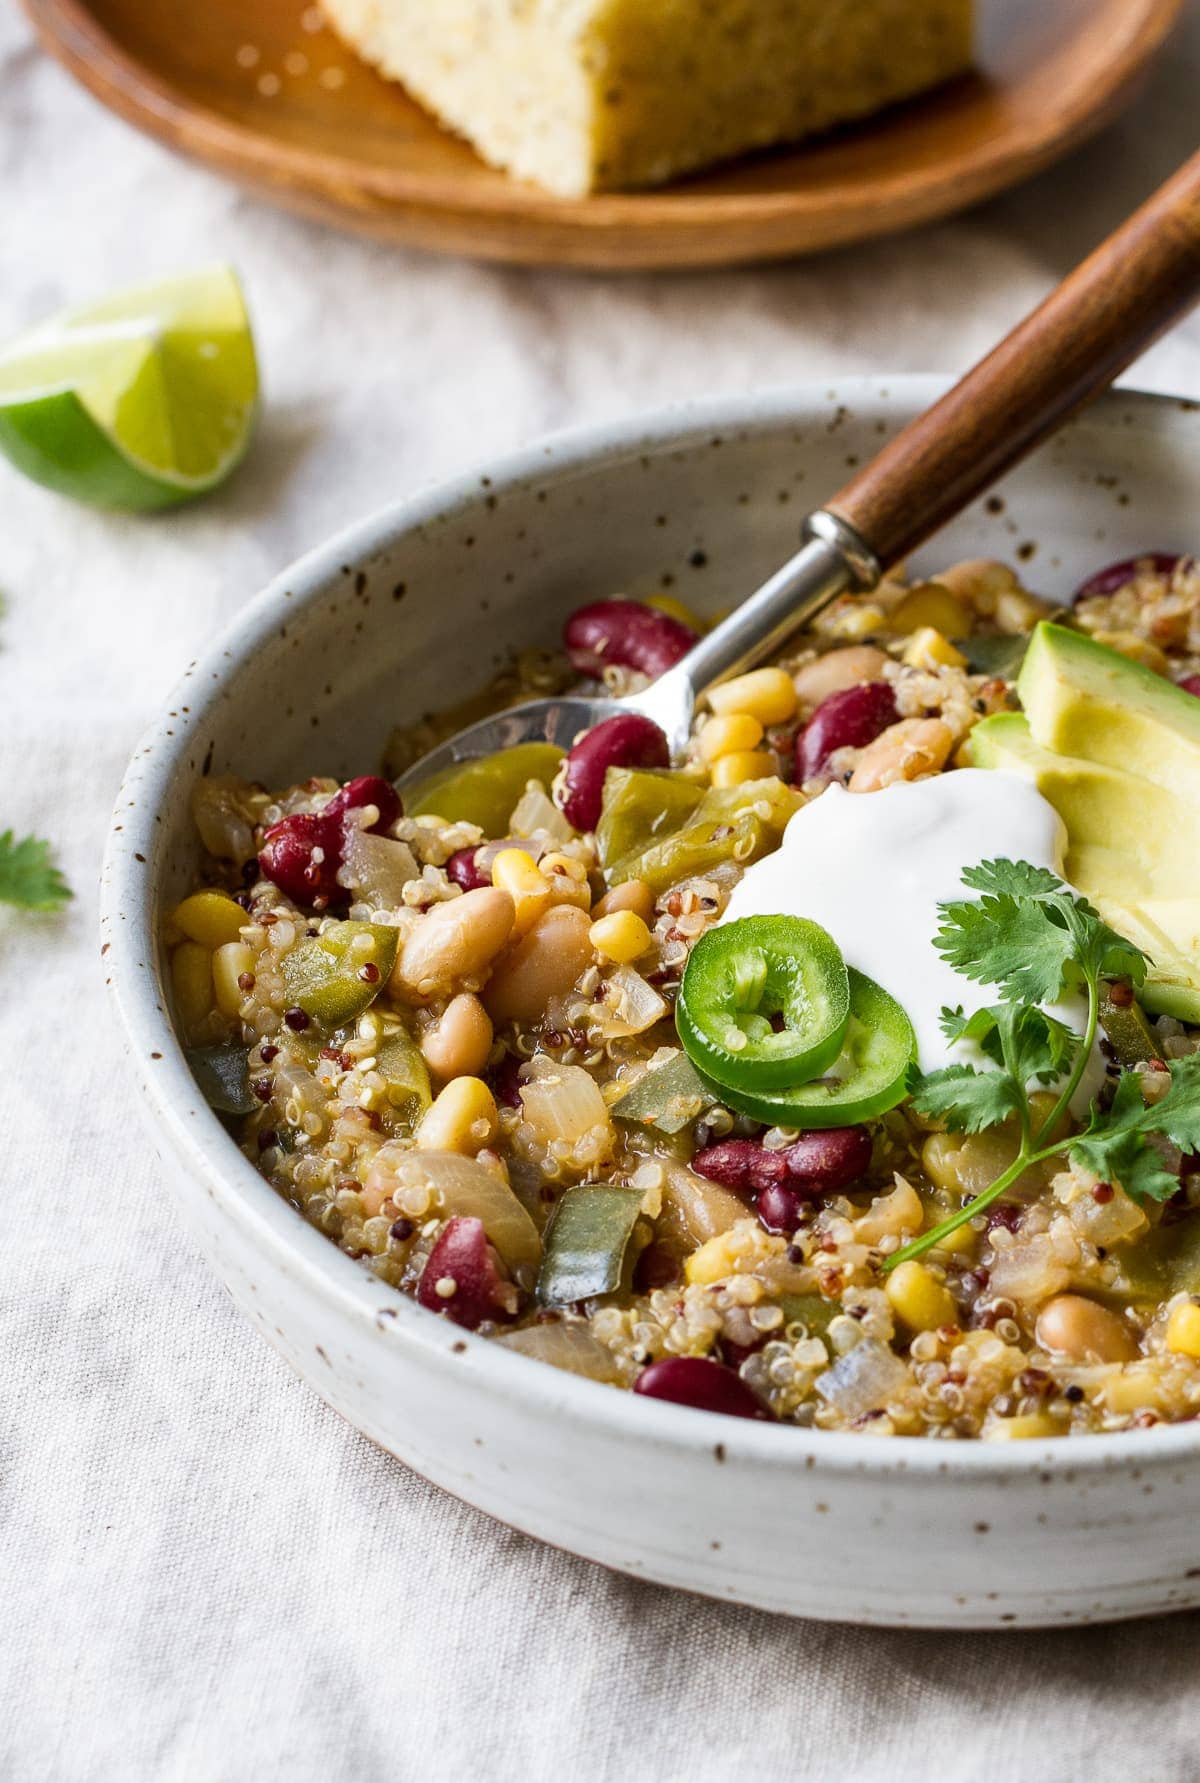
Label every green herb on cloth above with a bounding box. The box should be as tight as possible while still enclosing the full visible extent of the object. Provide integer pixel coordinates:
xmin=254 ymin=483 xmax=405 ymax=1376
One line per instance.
xmin=0 ymin=830 xmax=72 ymax=912
xmin=887 ymin=859 xmax=1200 ymax=1267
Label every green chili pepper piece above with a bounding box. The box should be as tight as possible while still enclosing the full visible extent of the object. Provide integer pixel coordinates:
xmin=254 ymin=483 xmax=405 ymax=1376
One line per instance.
xmin=606 ymin=778 xmax=801 ymax=892
xmin=536 ymin=1185 xmax=646 ymax=1306
xmin=375 ymin=1027 xmax=432 ymax=1131
xmin=697 ymin=968 xmax=915 ymax=1129
xmin=612 ymin=1051 xmax=714 ymax=1135
xmin=596 ymin=768 xmax=704 ymax=871
xmin=677 ymin=914 xmax=850 ymax=1093
xmin=1098 ymin=985 xmax=1159 ymax=1068
xmin=186 ymin=1043 xmax=256 ymax=1116
xmin=281 ymin=920 xmax=399 ymax=1028
xmin=409 ymin=742 xmax=564 ymax=834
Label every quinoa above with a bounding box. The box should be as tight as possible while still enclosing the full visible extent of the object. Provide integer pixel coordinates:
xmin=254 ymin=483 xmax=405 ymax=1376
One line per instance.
xmin=167 ymin=556 xmax=1200 ymax=1437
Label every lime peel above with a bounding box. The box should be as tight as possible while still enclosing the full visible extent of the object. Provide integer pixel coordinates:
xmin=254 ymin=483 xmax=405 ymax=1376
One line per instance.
xmin=0 ymin=266 xmax=258 ymax=510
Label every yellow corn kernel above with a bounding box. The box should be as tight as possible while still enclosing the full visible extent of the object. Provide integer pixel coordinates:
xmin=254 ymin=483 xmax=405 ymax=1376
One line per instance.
xmin=645 ymin=592 xmax=701 ymax=631
xmin=710 ymin=750 xmax=774 ymax=790
xmin=685 ymin=1231 xmax=743 ymax=1286
xmin=414 ymin=1076 xmax=498 ymax=1155
xmin=171 ymin=941 xmax=213 ymax=1034
xmin=889 ymin=583 xmax=971 ymax=638
xmin=826 ymin=600 xmax=887 ymax=641
xmin=212 ymin=941 xmax=255 ymax=1018
xmin=930 ymin=1220 xmax=978 ymax=1262
xmin=1092 ymin=630 xmax=1170 ymax=675
xmin=885 ymin=1260 xmax=957 ymax=1333
xmin=901 ymin=627 xmax=968 ymax=672
xmin=491 ymin=847 xmax=551 ymax=935
xmin=699 ymin=713 xmax=764 ymax=762
xmin=589 ymin=910 xmax=653 ymax=964
xmin=707 ymin=667 xmax=797 ymax=726
xmin=172 ymin=889 xmax=246 ymax=950
xmin=983 ymin=1413 xmax=1065 ymax=1442
xmin=1166 ymin=1300 xmax=1200 ymax=1359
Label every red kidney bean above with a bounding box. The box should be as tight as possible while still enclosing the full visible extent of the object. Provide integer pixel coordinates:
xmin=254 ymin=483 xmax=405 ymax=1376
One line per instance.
xmin=557 ymin=712 xmax=670 ymax=831
xmin=486 ymin=1052 xmax=525 ymax=1109
xmin=1179 ymin=675 xmax=1200 ymax=698
xmin=633 ymin=1355 xmax=773 ymax=1420
xmin=258 ymin=812 xmax=343 ymax=908
xmin=325 ymin=774 xmax=402 ymax=832
xmin=259 ymin=776 xmax=402 ymax=908
xmin=446 ymin=846 xmax=489 ymax=891
xmin=416 ymin=1217 xmax=515 ymax=1330
xmin=693 ymin=1129 xmax=871 ymax=1205
xmin=756 ymin=1182 xmax=812 ymax=1236
xmin=783 ymin=1127 xmax=873 ymax=1186
xmin=565 ymin=600 xmax=697 ymax=680
xmin=1073 ymin=554 xmax=1181 ymax=602
xmin=796 ymin=682 xmax=898 ymax=783
xmin=633 ymin=1241 xmax=682 ymax=1293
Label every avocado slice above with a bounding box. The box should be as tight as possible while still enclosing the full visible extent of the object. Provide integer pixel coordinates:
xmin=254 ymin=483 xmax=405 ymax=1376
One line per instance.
xmin=965 ymin=713 xmax=1200 ymax=896
xmin=967 ymin=710 xmax=1200 ymax=1020
xmin=1019 ymin=622 xmax=1200 ymax=800
xmin=1091 ymin=900 xmax=1200 ymax=1021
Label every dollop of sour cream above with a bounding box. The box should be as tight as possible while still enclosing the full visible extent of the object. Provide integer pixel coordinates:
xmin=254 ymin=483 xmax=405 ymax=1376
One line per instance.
xmin=723 ymin=769 xmax=1079 ymax=1075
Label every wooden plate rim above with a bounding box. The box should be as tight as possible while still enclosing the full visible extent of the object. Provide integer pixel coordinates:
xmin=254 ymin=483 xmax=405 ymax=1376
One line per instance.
xmin=21 ymin=0 xmax=1189 ymax=256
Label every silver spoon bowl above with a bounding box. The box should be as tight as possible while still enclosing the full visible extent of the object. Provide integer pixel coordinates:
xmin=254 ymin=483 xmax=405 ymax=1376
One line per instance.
xmin=395 ymin=510 xmax=879 ymax=797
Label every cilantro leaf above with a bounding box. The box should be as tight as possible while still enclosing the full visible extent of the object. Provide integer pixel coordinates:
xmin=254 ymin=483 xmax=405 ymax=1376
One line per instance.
xmin=935 ymin=859 xmax=1146 ymax=1003
xmin=934 ymin=1001 xmax=1077 ymax=1093
xmin=908 ymin=1062 xmax=1025 ymax=1134
xmin=959 ymin=859 xmax=1064 ymax=900
xmin=1069 ymin=1054 xmax=1200 ymax=1203
xmin=0 ymin=831 xmax=72 ymax=912
xmin=886 ymin=857 xmax=1160 ymax=1269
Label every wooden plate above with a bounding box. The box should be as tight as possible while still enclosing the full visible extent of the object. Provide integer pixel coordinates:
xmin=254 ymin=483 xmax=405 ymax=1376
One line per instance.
xmin=24 ymin=0 xmax=1186 ymax=270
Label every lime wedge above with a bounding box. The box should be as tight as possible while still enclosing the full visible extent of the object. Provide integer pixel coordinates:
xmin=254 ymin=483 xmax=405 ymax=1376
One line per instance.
xmin=0 ymin=266 xmax=258 ymax=511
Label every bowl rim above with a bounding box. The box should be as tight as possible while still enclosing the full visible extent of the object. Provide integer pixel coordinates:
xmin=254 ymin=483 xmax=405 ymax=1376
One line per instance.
xmin=102 ymin=373 xmax=1200 ymax=1479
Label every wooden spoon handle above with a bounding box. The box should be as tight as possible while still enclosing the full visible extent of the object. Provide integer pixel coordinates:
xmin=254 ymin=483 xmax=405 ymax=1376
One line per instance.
xmin=826 ymin=149 xmax=1200 ymax=570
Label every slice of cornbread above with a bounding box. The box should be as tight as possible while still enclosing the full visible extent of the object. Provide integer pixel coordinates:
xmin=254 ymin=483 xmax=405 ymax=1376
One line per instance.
xmin=320 ymin=0 xmax=973 ymax=196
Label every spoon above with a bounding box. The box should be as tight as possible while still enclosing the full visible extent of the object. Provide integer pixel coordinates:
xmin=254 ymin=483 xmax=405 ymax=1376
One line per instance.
xmin=398 ymin=149 xmax=1200 ymax=794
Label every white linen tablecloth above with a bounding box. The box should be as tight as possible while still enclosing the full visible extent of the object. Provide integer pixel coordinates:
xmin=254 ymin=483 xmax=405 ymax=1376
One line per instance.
xmin=5 ymin=7 xmax=1200 ymax=1777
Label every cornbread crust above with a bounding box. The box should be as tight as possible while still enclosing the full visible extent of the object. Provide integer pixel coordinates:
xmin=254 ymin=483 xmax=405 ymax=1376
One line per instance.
xmin=319 ymin=0 xmax=974 ymax=196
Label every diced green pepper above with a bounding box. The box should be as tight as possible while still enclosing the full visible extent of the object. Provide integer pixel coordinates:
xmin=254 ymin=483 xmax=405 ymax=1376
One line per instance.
xmin=1099 ymin=986 xmax=1159 ymax=1068
xmin=536 ymin=1185 xmax=645 ymax=1305
xmin=677 ymin=914 xmax=850 ymax=1091
xmin=778 ymin=1293 xmax=838 ymax=1338
xmin=959 ymin=634 xmax=1030 ymax=680
xmin=612 ymin=1051 xmax=713 ymax=1135
xmin=1111 ymin=1215 xmax=1200 ymax=1301
xmin=281 ymin=921 xmax=398 ymax=1029
xmin=376 ymin=1027 xmax=432 ymax=1131
xmin=596 ymin=768 xmax=704 ymax=872
xmin=409 ymin=743 xmax=564 ymax=835
xmin=607 ymin=777 xmax=801 ymax=892
xmin=186 ymin=1044 xmax=256 ymax=1116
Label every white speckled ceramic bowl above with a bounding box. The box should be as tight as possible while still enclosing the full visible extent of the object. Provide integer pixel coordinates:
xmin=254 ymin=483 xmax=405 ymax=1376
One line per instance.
xmin=103 ymin=377 xmax=1200 ymax=1628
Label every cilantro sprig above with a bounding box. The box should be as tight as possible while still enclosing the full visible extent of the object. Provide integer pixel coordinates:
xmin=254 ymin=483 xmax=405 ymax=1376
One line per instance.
xmin=0 ymin=830 xmax=72 ymax=912
xmin=886 ymin=859 xmax=1200 ymax=1269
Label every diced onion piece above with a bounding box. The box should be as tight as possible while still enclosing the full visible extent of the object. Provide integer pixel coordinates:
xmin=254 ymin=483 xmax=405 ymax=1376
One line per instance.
xmin=596 ymin=965 xmax=668 ymax=1038
xmin=392 ymin=1150 xmax=542 ymax=1276
xmin=496 ymin=1323 xmax=623 ymax=1383
xmin=987 ymin=1236 xmax=1071 ymax=1306
xmin=658 ymin=1161 xmax=747 ymax=1246
xmin=338 ymin=828 xmax=419 ymax=904
xmin=520 ymin=1059 xmax=614 ymax=1151
xmin=814 ymin=1339 xmax=908 ymax=1418
xmin=510 ymin=782 xmax=573 ymax=844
